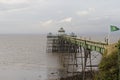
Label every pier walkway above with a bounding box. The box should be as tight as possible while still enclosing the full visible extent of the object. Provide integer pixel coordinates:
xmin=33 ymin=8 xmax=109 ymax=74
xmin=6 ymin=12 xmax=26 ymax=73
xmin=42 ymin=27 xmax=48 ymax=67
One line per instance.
xmin=47 ymin=28 xmax=114 ymax=80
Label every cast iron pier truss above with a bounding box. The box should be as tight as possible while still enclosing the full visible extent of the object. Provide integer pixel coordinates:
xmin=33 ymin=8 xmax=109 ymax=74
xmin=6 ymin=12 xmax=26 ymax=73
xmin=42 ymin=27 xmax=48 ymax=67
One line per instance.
xmin=47 ymin=28 xmax=108 ymax=80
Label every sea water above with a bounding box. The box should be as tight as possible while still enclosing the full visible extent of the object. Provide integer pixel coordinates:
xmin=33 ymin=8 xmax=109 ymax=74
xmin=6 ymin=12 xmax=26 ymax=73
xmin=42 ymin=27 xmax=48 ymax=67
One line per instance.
xmin=0 ymin=34 xmax=119 ymax=80
xmin=0 ymin=35 xmax=49 ymax=80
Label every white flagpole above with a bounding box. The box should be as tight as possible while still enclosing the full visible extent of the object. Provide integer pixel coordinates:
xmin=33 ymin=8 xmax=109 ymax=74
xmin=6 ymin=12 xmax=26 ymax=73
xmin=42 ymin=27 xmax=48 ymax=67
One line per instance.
xmin=107 ymin=28 xmax=110 ymax=44
xmin=106 ymin=26 xmax=110 ymax=45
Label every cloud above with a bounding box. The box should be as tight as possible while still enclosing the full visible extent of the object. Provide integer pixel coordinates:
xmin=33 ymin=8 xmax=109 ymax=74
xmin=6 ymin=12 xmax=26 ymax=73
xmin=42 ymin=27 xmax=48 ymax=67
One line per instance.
xmin=76 ymin=11 xmax=89 ymax=16
xmin=76 ymin=8 xmax=95 ymax=16
xmin=0 ymin=4 xmax=30 ymax=15
xmin=57 ymin=10 xmax=63 ymax=14
xmin=59 ymin=17 xmax=72 ymax=23
xmin=40 ymin=20 xmax=54 ymax=26
xmin=0 ymin=0 xmax=49 ymax=14
xmin=88 ymin=8 xmax=95 ymax=12
xmin=5 ymin=7 xmax=29 ymax=13
xmin=40 ymin=17 xmax=72 ymax=27
xmin=0 ymin=0 xmax=45 ymax=4
xmin=0 ymin=0 xmax=29 ymax=4
xmin=0 ymin=0 xmax=29 ymax=12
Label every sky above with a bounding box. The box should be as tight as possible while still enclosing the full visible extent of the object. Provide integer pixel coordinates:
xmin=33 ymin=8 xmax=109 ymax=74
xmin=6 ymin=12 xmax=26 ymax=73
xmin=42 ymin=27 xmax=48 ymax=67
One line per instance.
xmin=0 ymin=0 xmax=120 ymax=34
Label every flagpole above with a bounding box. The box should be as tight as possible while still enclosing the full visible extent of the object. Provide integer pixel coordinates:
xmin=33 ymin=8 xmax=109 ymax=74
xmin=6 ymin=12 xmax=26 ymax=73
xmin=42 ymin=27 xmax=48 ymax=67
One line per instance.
xmin=107 ymin=28 xmax=110 ymax=45
xmin=106 ymin=26 xmax=110 ymax=45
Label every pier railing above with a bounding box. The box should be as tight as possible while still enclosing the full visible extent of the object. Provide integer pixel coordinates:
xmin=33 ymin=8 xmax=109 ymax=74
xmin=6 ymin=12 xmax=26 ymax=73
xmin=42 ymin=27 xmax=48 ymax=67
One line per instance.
xmin=61 ymin=35 xmax=108 ymax=54
xmin=47 ymin=31 xmax=109 ymax=80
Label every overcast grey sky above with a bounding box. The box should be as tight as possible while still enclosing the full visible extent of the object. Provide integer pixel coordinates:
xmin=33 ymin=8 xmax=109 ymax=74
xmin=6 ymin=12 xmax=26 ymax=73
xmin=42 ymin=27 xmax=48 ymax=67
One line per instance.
xmin=0 ymin=0 xmax=120 ymax=34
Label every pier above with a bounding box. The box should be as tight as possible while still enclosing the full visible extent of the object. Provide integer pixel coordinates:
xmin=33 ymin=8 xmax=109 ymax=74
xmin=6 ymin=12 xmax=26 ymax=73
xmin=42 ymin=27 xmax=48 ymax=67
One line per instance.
xmin=47 ymin=28 xmax=109 ymax=80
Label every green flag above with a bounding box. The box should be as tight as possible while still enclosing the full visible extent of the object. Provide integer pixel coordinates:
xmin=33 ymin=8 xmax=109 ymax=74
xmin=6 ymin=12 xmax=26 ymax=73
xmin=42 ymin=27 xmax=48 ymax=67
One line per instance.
xmin=110 ymin=25 xmax=119 ymax=32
